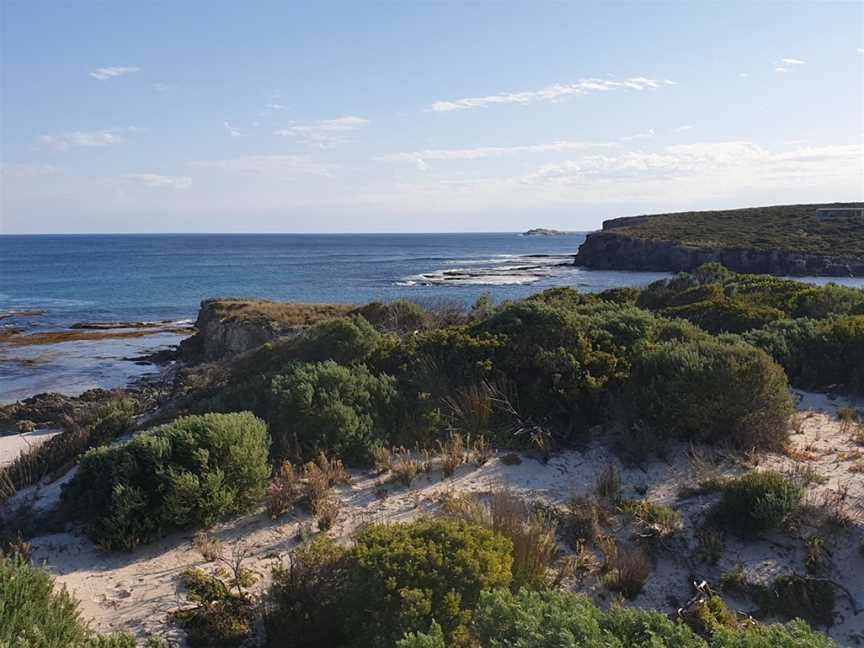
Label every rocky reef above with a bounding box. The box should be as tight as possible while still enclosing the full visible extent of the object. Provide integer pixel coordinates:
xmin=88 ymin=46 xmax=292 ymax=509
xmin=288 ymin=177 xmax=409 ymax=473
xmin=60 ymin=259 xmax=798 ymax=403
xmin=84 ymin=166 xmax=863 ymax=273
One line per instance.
xmin=574 ymin=204 xmax=864 ymax=277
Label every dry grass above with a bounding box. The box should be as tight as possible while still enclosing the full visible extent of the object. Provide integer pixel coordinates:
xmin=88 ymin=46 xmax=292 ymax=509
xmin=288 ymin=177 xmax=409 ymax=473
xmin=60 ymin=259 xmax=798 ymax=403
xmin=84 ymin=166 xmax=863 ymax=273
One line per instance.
xmin=595 ymin=463 xmax=622 ymax=503
xmin=302 ymin=452 xmax=347 ymax=525
xmin=599 ymin=536 xmax=653 ymax=599
xmin=442 ymin=491 xmax=561 ymax=590
xmin=266 ymin=462 xmax=301 ymax=519
xmin=438 ymin=433 xmax=466 ymax=477
xmin=390 ymin=447 xmax=419 ymax=487
xmin=206 ymin=299 xmax=353 ymax=327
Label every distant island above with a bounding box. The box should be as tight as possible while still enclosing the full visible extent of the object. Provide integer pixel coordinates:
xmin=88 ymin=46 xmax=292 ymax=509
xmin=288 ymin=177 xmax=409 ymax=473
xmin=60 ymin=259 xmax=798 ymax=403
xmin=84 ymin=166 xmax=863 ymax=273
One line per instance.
xmin=522 ymin=228 xmax=573 ymax=236
xmin=574 ymin=203 xmax=864 ymax=276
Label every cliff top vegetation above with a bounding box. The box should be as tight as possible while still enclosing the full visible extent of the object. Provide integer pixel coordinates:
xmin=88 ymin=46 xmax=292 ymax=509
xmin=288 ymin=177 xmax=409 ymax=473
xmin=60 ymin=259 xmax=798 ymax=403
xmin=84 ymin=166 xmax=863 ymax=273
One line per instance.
xmin=601 ymin=203 xmax=864 ymax=258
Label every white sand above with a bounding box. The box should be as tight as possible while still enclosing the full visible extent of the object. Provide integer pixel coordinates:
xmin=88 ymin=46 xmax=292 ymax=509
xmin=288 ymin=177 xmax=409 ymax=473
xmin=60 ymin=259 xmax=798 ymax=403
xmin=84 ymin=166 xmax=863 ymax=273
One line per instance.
xmin=7 ymin=391 xmax=864 ymax=645
xmin=0 ymin=427 xmax=62 ymax=467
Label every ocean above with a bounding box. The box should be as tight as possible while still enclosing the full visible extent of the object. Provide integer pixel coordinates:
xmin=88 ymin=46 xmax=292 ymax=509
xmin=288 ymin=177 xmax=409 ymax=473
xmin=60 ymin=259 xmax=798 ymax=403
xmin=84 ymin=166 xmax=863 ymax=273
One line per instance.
xmin=2 ymin=233 xmax=862 ymax=403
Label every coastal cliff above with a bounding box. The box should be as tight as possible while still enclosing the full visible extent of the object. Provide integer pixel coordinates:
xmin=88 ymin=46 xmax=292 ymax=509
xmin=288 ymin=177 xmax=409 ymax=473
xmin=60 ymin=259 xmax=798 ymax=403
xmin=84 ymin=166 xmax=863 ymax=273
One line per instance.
xmin=179 ymin=299 xmax=353 ymax=361
xmin=574 ymin=203 xmax=864 ymax=277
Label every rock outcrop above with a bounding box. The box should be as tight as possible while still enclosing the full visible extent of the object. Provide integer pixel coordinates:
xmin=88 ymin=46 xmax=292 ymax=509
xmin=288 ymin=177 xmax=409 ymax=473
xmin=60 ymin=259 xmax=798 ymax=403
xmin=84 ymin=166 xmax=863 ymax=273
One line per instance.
xmin=573 ymin=231 xmax=864 ymax=276
xmin=179 ymin=299 xmax=353 ymax=362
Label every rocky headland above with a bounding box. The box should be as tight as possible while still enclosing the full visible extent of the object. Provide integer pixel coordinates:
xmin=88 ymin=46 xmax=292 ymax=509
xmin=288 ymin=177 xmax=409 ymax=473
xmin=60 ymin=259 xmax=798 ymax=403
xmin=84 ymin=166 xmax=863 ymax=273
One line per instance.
xmin=574 ymin=203 xmax=864 ymax=277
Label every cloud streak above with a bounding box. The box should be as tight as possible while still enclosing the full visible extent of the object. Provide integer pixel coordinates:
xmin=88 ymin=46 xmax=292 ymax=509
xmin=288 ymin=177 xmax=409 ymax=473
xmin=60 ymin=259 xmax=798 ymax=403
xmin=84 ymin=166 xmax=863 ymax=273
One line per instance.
xmin=780 ymin=58 xmax=806 ymax=65
xmin=124 ymin=173 xmax=192 ymax=190
xmin=38 ymin=129 xmax=127 ymax=151
xmin=274 ymin=116 xmax=369 ymax=148
xmin=90 ymin=66 xmax=140 ymax=80
xmin=189 ymin=155 xmax=335 ymax=178
xmin=428 ymin=77 xmax=674 ymax=113
xmin=375 ymin=140 xmax=619 ymax=170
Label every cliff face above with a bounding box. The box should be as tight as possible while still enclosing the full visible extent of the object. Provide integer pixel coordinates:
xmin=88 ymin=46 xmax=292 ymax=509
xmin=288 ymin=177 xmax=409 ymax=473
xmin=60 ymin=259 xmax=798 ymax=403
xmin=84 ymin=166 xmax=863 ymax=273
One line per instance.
xmin=574 ymin=231 xmax=864 ymax=277
xmin=179 ymin=300 xmax=289 ymax=361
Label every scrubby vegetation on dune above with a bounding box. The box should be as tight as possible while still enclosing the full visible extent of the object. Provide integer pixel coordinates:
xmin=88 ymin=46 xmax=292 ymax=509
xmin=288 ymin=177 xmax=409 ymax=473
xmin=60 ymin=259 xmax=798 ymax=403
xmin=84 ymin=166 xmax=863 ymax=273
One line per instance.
xmin=602 ymin=203 xmax=864 ymax=257
xmin=61 ymin=412 xmax=270 ymax=550
xmin=0 ymin=553 xmax=167 ymax=647
xmin=3 ymin=265 xmax=862 ymax=646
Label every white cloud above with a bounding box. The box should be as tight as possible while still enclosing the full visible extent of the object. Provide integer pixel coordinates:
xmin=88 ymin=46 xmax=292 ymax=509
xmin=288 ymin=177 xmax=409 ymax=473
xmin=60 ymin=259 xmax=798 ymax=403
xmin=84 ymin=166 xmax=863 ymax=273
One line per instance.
xmin=265 ymin=103 xmax=286 ymax=111
xmin=780 ymin=58 xmax=806 ymax=65
xmin=189 ymin=155 xmax=335 ymax=178
xmin=858 ymin=48 xmax=864 ymax=54
xmin=775 ymin=67 xmax=788 ymax=73
xmin=124 ymin=173 xmax=192 ymax=190
xmin=674 ymin=125 xmax=694 ymax=132
xmin=620 ymin=128 xmax=655 ymax=141
xmin=152 ymin=82 xmax=177 ymax=92
xmin=38 ymin=130 xmax=127 ymax=151
xmin=224 ymin=121 xmax=243 ymax=137
xmin=519 ymin=141 xmax=863 ymax=187
xmin=428 ymin=77 xmax=672 ymax=112
xmin=90 ymin=66 xmax=140 ymax=80
xmin=375 ymin=140 xmax=619 ymax=170
xmin=739 ymin=72 xmax=749 ymax=78
xmin=274 ymin=116 xmax=369 ymax=148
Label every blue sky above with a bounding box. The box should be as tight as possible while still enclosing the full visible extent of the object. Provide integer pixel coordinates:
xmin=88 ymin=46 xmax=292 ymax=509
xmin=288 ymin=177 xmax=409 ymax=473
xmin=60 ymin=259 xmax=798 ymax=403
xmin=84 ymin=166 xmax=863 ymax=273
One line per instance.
xmin=1 ymin=1 xmax=862 ymax=233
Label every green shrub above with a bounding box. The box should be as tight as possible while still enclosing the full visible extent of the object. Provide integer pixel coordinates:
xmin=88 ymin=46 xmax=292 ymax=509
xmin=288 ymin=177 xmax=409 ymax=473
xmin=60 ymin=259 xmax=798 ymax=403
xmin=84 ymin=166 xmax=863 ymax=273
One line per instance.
xmin=0 ymin=552 xmax=87 ymax=647
xmin=709 ymin=619 xmax=838 ymax=647
xmin=343 ymin=519 xmax=512 ymax=647
xmin=0 ymin=553 xmax=148 ymax=647
xmin=263 ymin=361 xmax=397 ymax=464
xmin=173 ymin=568 xmax=255 ymax=647
xmin=472 ymin=588 xmax=705 ymax=647
xmin=631 ymin=339 xmax=793 ymax=449
xmin=62 ymin=412 xmax=270 ymax=550
xmin=265 ymin=536 xmax=351 ymax=648
xmin=716 ymin=471 xmax=802 ymax=536
xmin=354 ymin=300 xmax=430 ymax=334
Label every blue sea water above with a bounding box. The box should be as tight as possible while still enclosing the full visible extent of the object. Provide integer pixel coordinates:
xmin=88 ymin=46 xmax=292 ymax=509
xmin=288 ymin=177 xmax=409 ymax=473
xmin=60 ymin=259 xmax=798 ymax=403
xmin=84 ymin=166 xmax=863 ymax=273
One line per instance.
xmin=2 ymin=233 xmax=862 ymax=403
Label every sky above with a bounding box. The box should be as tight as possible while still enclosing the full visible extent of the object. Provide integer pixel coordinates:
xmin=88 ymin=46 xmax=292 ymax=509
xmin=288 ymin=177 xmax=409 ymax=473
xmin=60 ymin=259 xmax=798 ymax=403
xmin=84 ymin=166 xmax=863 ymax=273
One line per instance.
xmin=1 ymin=1 xmax=863 ymax=234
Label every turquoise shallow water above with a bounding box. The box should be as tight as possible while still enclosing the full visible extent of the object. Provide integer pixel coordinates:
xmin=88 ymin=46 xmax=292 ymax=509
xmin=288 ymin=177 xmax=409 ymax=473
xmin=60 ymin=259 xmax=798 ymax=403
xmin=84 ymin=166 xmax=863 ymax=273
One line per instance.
xmin=2 ymin=233 xmax=862 ymax=403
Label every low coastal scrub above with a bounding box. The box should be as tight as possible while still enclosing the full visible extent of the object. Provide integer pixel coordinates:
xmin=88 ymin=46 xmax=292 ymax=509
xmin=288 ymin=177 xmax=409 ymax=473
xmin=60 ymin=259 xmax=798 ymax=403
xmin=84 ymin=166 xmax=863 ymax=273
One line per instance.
xmin=62 ymin=412 xmax=270 ymax=550
xmin=265 ymin=518 xmax=513 ymax=648
xmin=631 ymin=339 xmax=793 ymax=449
xmin=0 ymin=553 xmax=163 ymax=647
xmin=714 ymin=470 xmax=803 ymax=536
xmin=401 ymin=587 xmax=839 ymax=647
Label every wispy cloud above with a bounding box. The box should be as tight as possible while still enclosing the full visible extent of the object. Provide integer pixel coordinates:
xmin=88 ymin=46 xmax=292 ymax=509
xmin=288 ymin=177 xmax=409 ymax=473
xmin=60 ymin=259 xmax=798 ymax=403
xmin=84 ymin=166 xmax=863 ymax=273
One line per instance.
xmin=858 ymin=48 xmax=864 ymax=54
xmin=38 ymin=129 xmax=127 ymax=151
xmin=519 ymin=141 xmax=863 ymax=186
xmin=189 ymin=155 xmax=335 ymax=178
xmin=674 ymin=125 xmax=694 ymax=132
xmin=775 ymin=67 xmax=788 ymax=73
xmin=375 ymin=140 xmax=619 ymax=171
xmin=90 ymin=66 xmax=140 ymax=80
xmin=620 ymin=128 xmax=655 ymax=141
xmin=274 ymin=116 xmax=369 ymax=148
xmin=152 ymin=82 xmax=177 ymax=92
xmin=428 ymin=77 xmax=673 ymax=113
xmin=224 ymin=121 xmax=243 ymax=138
xmin=124 ymin=173 xmax=192 ymax=190
xmin=739 ymin=72 xmax=749 ymax=78
xmin=780 ymin=58 xmax=806 ymax=65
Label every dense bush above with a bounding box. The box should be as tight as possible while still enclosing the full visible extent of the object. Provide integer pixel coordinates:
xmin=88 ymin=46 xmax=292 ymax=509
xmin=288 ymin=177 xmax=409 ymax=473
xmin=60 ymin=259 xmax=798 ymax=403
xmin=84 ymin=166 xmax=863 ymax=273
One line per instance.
xmin=630 ymin=339 xmax=793 ymax=449
xmin=344 ymin=519 xmax=512 ymax=647
xmin=460 ymin=588 xmax=837 ymax=648
xmin=266 ymin=519 xmax=512 ymax=648
xmin=62 ymin=412 xmax=270 ymax=550
xmin=716 ymin=471 xmax=802 ymax=536
xmin=745 ymin=316 xmax=864 ymax=392
xmin=0 ymin=553 xmax=153 ymax=647
xmin=262 ymin=361 xmax=397 ymax=464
